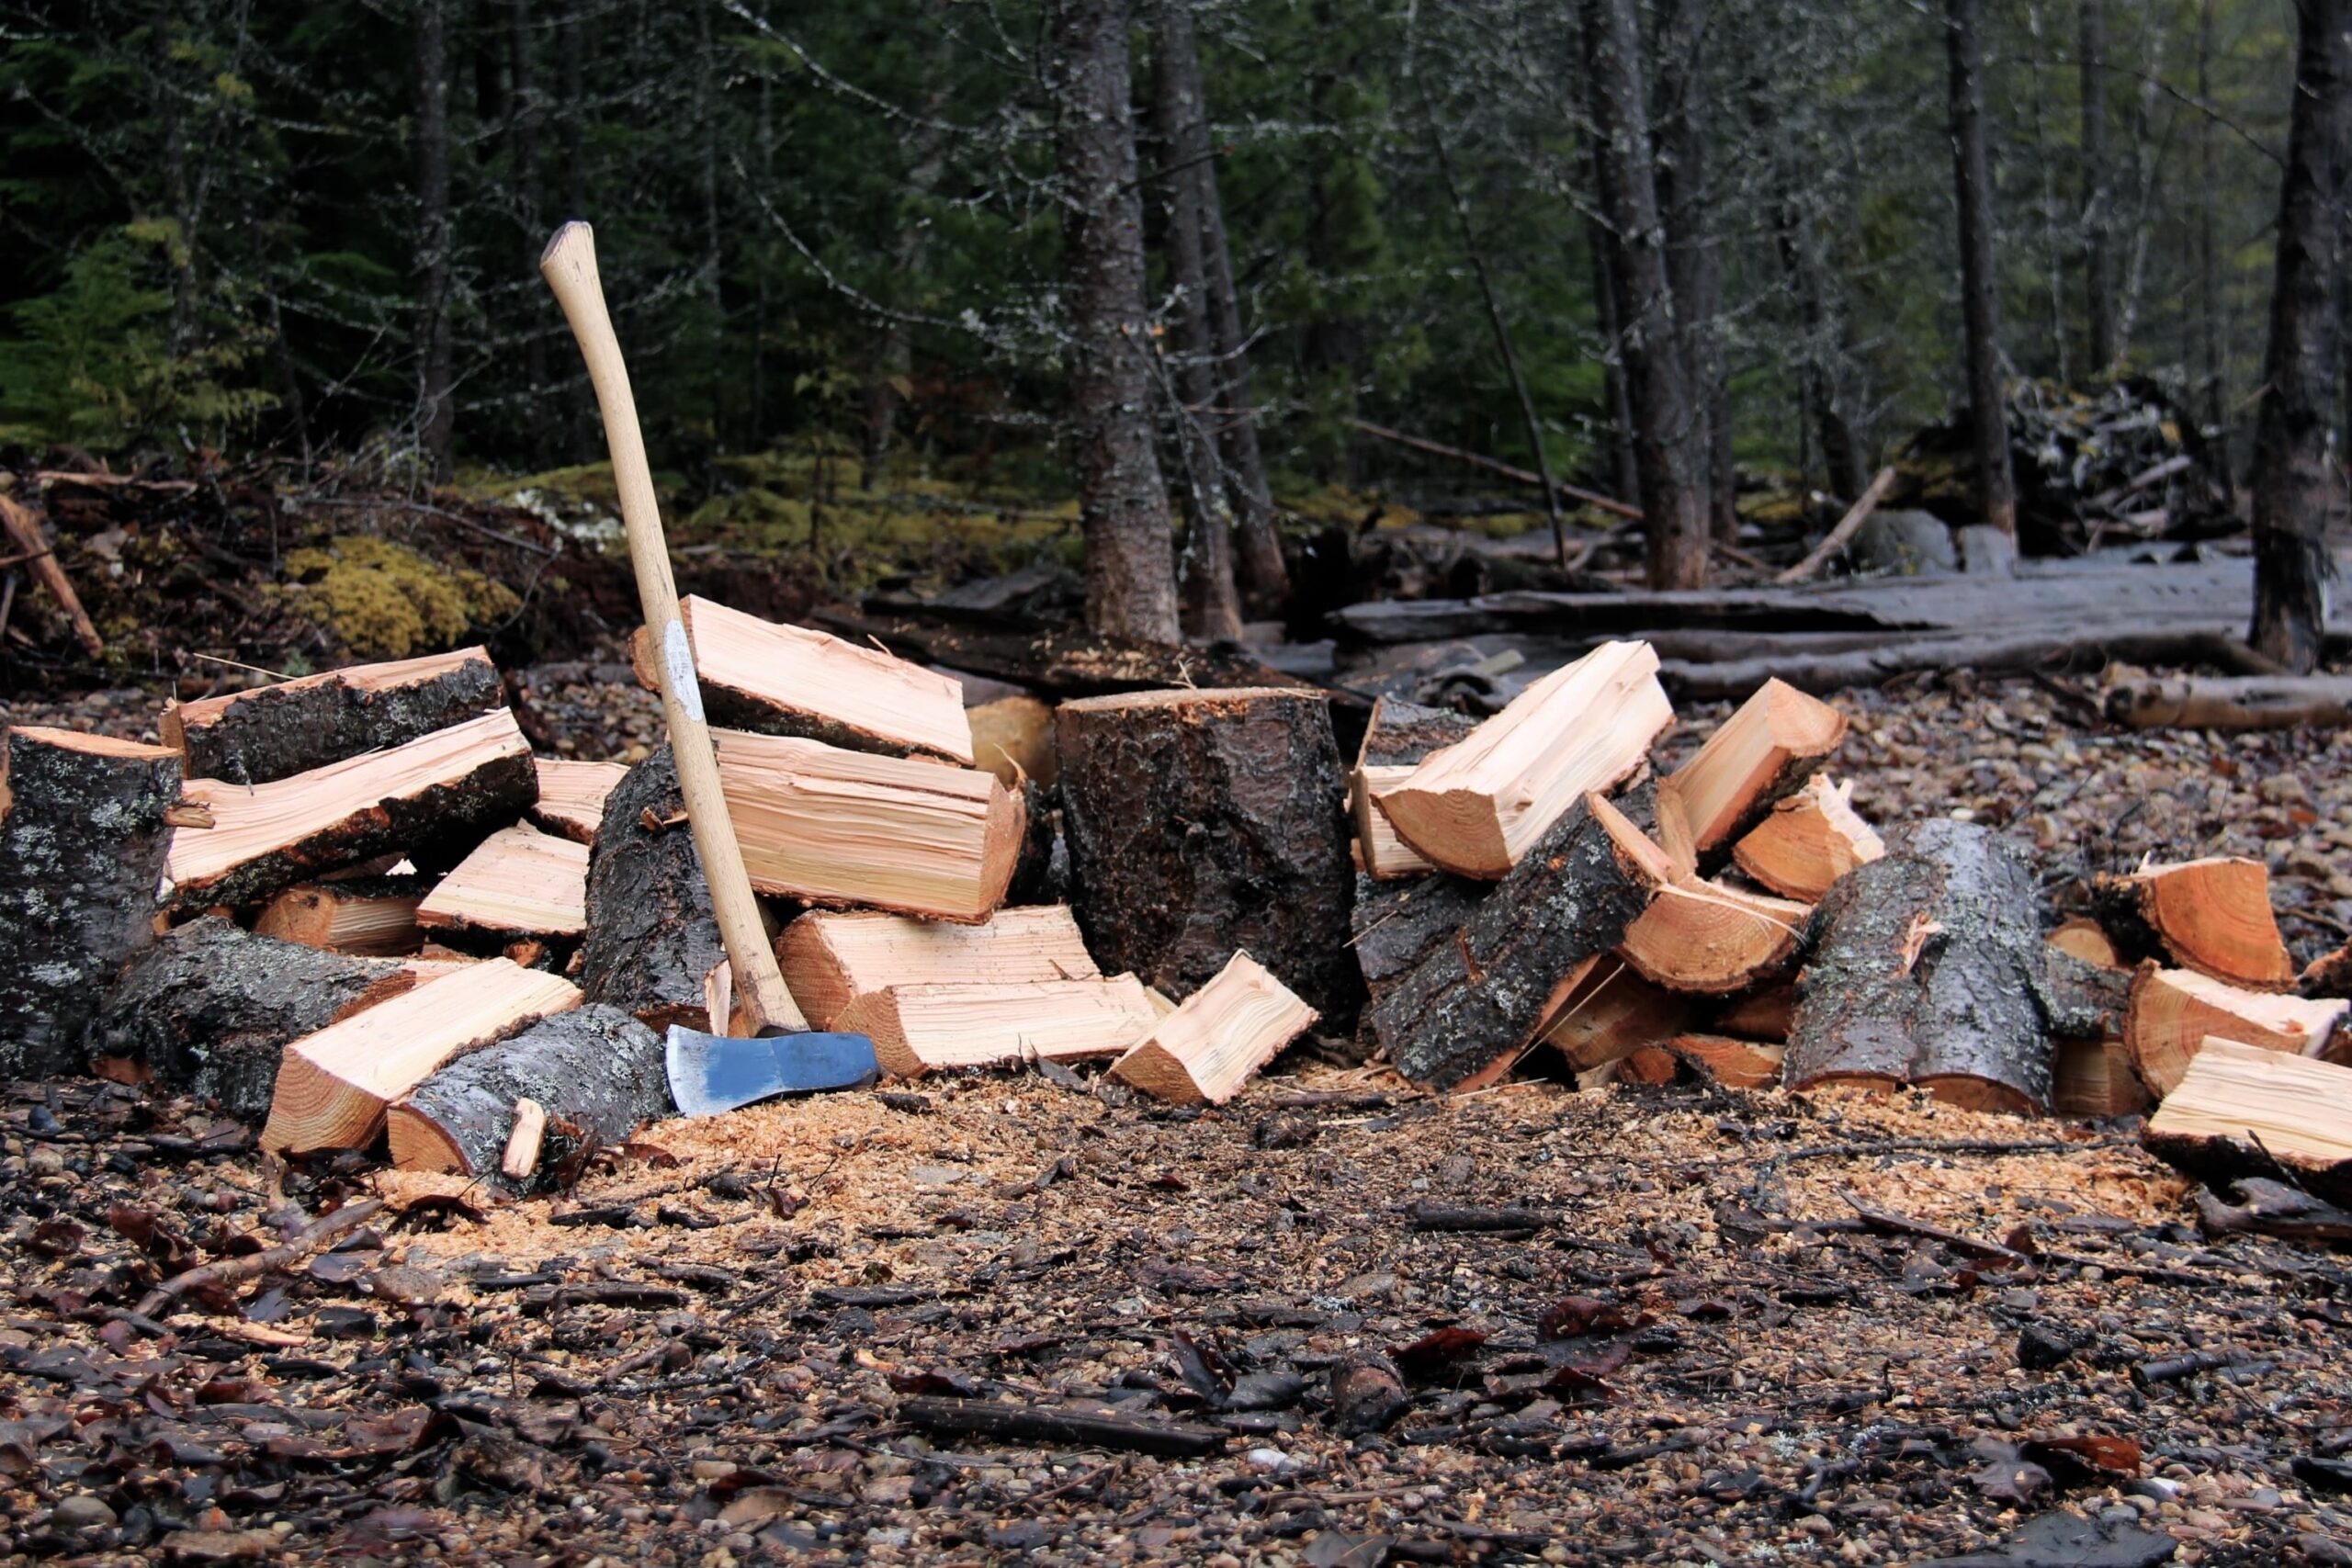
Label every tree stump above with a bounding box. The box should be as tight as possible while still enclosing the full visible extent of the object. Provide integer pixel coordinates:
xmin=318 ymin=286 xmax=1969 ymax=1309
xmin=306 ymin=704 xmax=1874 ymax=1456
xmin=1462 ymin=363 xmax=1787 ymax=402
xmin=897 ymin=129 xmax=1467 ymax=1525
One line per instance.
xmin=579 ymin=747 xmax=727 ymax=1032
xmin=1057 ymin=687 xmax=1362 ymax=1027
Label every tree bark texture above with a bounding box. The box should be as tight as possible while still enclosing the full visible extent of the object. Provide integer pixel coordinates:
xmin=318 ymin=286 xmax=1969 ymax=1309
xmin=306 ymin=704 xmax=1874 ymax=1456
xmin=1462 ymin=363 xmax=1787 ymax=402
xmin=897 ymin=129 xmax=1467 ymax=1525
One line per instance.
xmin=1582 ymin=0 xmax=1710 ymax=590
xmin=1049 ymin=0 xmax=1182 ymax=645
xmin=579 ymin=748 xmax=727 ymax=1032
xmin=1945 ymin=0 xmax=2018 ymax=535
xmin=85 ymin=917 xmax=402 ymax=1122
xmin=1349 ymin=697 xmax=1487 ymax=1060
xmin=2080 ymin=0 xmax=2115 ymax=372
xmin=387 ymin=1003 xmax=670 ymax=1186
xmin=1057 ymin=687 xmax=1362 ymax=1028
xmin=1655 ymin=0 xmax=1736 ymax=544
xmin=1783 ymin=818 xmax=2052 ymax=1111
xmin=413 ymin=0 xmax=457 ymax=481
xmin=171 ymin=654 xmax=503 ymax=784
xmin=0 ymin=730 xmax=182 ymax=1080
xmin=2249 ymin=0 xmax=2351 ymax=672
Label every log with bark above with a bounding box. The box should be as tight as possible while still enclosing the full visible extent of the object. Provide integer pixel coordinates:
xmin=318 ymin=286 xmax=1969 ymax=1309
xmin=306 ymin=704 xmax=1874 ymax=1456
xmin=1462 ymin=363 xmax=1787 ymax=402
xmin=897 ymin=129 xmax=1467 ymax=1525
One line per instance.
xmin=1664 ymin=678 xmax=1848 ymax=859
xmin=1108 ymin=951 xmax=1318 ymax=1104
xmin=1616 ymin=878 xmax=1811 ymax=994
xmin=1351 ymin=871 xmax=1489 ymax=1061
xmin=836 ymin=975 xmax=1159 ymax=1078
xmin=775 ymin=906 xmax=1100 ymax=1030
xmin=1351 ymin=696 xmax=1477 ymax=881
xmin=2047 ymin=916 xmax=2125 ymax=970
xmin=631 ymin=595 xmax=972 ymax=761
xmin=815 ymin=608 xmax=1301 ymax=702
xmin=577 ymin=748 xmax=726 ymax=1033
xmin=1057 ymin=686 xmax=1363 ymax=1026
xmin=165 ymin=707 xmax=537 ymax=908
xmin=162 ymin=648 xmax=503 ymax=785
xmin=2092 ymin=857 xmax=2295 ymax=988
xmin=254 ymin=875 xmax=428 ymax=955
xmin=385 ymin=1004 xmax=670 ymax=1184
xmin=415 ymin=823 xmax=590 ymax=943
xmin=1782 ymin=818 xmax=2054 ymax=1112
xmin=1730 ymin=774 xmax=1884 ymax=901
xmin=530 ymin=758 xmax=628 ymax=844
xmin=1541 ymin=959 xmax=1693 ymax=1071
xmin=0 ymin=727 xmax=183 ymax=1079
xmin=2104 ymin=673 xmax=2352 ymax=731
xmin=2143 ymin=1038 xmax=2352 ymax=1203
xmin=261 ymin=959 xmax=581 ymax=1154
xmin=2121 ymin=963 xmax=2347 ymax=1097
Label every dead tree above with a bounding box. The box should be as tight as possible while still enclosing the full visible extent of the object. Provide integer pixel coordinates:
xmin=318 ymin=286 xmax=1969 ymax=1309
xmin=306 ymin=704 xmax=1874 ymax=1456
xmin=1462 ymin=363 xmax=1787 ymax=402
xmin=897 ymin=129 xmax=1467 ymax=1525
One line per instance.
xmin=1944 ymin=0 xmax=2018 ymax=535
xmin=2249 ymin=0 xmax=2351 ymax=672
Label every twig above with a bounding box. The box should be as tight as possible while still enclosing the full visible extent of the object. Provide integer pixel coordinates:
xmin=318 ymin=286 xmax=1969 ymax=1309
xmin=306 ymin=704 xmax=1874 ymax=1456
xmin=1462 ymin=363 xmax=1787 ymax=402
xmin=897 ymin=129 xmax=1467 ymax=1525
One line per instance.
xmin=134 ymin=1197 xmax=386 ymax=1318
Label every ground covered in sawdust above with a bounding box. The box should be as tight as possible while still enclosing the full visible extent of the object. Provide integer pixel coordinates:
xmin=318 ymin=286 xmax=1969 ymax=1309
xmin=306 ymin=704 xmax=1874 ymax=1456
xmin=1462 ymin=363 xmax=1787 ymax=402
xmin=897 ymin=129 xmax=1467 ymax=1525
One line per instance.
xmin=2 ymin=670 xmax=2350 ymax=1566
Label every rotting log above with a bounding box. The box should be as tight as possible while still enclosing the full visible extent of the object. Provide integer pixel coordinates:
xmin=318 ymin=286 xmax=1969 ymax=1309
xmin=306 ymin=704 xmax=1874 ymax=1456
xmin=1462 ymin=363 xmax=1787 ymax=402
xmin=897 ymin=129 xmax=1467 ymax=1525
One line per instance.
xmin=578 ymin=747 xmax=726 ymax=1033
xmin=386 ymin=1004 xmax=670 ymax=1185
xmin=163 ymin=648 xmax=503 ymax=785
xmin=1783 ymin=818 xmax=2054 ymax=1112
xmin=0 ymin=727 xmax=181 ymax=1079
xmin=2105 ymin=673 xmax=2352 ymax=731
xmin=1057 ymin=686 xmax=1363 ymax=1027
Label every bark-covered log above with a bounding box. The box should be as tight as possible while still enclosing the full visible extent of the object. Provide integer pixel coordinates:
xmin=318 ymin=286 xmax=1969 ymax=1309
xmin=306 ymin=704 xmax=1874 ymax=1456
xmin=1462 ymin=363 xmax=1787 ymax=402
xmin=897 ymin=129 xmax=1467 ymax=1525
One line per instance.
xmin=1368 ymin=786 xmax=1670 ymax=1090
xmin=1784 ymin=818 xmax=2052 ymax=1112
xmin=0 ymin=728 xmax=182 ymax=1080
xmin=1057 ymin=686 xmax=1363 ymax=1028
xmin=578 ymin=747 xmax=726 ymax=1032
xmin=2105 ymin=673 xmax=2352 ymax=731
xmin=1349 ymin=698 xmax=1489 ymax=1058
xmin=164 ymin=648 xmax=503 ymax=784
xmin=85 ymin=916 xmax=406 ymax=1122
xmin=384 ymin=1003 xmax=671 ymax=1186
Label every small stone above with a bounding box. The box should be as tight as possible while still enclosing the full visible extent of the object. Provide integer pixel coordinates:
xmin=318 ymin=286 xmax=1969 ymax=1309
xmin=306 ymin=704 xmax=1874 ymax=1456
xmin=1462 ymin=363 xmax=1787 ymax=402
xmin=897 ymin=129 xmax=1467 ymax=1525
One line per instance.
xmin=2016 ymin=1320 xmax=2077 ymax=1371
xmin=53 ymin=1495 xmax=116 ymax=1530
xmin=26 ymin=1147 xmax=63 ymax=1178
xmin=2258 ymin=773 xmax=2310 ymax=807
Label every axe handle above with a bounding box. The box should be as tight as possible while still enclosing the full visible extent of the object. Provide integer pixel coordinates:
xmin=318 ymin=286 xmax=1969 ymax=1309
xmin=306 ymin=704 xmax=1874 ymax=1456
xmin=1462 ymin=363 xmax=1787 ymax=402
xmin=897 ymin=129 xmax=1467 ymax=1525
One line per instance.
xmin=539 ymin=220 xmax=807 ymax=1034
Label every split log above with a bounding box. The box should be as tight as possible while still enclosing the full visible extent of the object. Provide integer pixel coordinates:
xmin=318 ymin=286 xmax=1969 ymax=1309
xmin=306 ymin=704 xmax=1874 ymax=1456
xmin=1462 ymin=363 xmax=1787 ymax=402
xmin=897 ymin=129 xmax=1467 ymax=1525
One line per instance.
xmin=1368 ymin=788 xmax=1673 ymax=1090
xmin=0 ymin=493 xmax=103 ymax=657
xmin=715 ymin=729 xmax=1023 ymax=922
xmin=2121 ymin=964 xmax=2347 ymax=1098
xmin=1351 ymin=697 xmax=1477 ymax=880
xmin=2105 ymin=673 xmax=2352 ymax=731
xmin=1541 ymin=959 xmax=1692 ymax=1070
xmin=775 ymin=906 xmax=1099 ymax=1030
xmin=2052 ymin=1038 xmax=2152 ymax=1118
xmin=1711 ymin=981 xmax=1796 ymax=1043
xmin=415 ymin=823 xmax=590 ymax=942
xmin=1351 ymin=871 xmax=1488 ymax=1060
xmin=1667 ymin=1033 xmax=1786 ymax=1089
xmin=2047 ymin=917 xmax=2124 ymax=970
xmin=385 ymin=1004 xmax=669 ymax=1184
xmin=1617 ymin=879 xmax=1811 ymax=994
xmin=0 ymin=727 xmax=181 ymax=1078
xmin=2095 ymin=857 xmax=2294 ymax=989
xmin=1730 ymin=774 xmax=1883 ymax=900
xmin=254 ymin=876 xmax=427 ymax=955
xmin=163 ymin=648 xmax=503 ymax=785
xmin=1108 ymin=951 xmax=1317 ymax=1104
xmin=2143 ymin=1038 xmax=2352 ymax=1204
xmin=530 ymin=758 xmax=628 ymax=844
xmin=85 ymin=918 xmax=408 ymax=1121
xmin=578 ymin=748 xmax=725 ymax=1032
xmin=1057 ymin=686 xmax=1362 ymax=1025
xmin=261 ymin=959 xmax=582 ymax=1154
xmin=835 ymin=976 xmax=1159 ymax=1078
xmin=967 ymin=695 xmax=1057 ymax=788
xmin=1783 ymin=819 xmax=2053 ymax=1113
xmin=1376 ymin=641 xmax=1671 ymax=879
xmin=633 ymin=595 xmax=971 ymax=762
xmin=165 ymin=708 xmax=537 ymax=909
xmin=1665 ymin=679 xmax=1848 ymax=859
xmin=1617 ymin=1046 xmax=1680 ymax=1085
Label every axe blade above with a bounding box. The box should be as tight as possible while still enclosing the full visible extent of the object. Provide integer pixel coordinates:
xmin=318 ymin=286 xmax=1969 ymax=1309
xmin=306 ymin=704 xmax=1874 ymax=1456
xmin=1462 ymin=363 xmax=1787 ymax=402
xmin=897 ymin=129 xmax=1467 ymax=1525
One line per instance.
xmin=665 ymin=1025 xmax=880 ymax=1118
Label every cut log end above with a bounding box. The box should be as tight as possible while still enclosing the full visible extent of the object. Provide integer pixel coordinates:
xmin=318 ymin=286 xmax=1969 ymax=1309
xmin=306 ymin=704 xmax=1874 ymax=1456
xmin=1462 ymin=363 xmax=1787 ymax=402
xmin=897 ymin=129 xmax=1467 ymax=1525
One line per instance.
xmin=2117 ymin=857 xmax=2294 ymax=990
xmin=2122 ymin=962 xmax=2347 ymax=1099
xmin=1729 ymin=774 xmax=1883 ymax=901
xmin=1616 ymin=878 xmax=1810 ymax=994
xmin=838 ymin=976 xmax=1159 ymax=1079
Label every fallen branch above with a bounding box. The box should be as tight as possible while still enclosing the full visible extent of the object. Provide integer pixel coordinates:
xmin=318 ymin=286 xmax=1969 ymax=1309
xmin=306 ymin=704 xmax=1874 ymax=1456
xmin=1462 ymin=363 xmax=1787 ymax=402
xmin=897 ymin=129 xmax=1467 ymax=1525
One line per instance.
xmin=0 ymin=494 xmax=102 ymax=657
xmin=1774 ymin=467 xmax=1899 ymax=585
xmin=1347 ymin=417 xmax=1642 ymax=520
xmin=2105 ymin=672 xmax=2352 ymax=731
xmin=896 ymin=1396 xmax=1226 ymax=1458
xmin=134 ymin=1196 xmax=386 ymax=1318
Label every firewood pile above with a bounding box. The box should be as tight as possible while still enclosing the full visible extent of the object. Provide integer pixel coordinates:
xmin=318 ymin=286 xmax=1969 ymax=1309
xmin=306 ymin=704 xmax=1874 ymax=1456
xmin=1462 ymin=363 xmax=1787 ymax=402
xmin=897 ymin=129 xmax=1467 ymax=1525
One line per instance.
xmin=3 ymin=593 xmax=2347 ymax=1205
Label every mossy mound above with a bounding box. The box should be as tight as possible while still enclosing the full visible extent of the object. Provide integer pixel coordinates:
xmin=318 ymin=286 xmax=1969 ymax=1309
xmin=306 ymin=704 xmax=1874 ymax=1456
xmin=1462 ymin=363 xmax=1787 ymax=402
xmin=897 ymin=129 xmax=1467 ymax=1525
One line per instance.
xmin=270 ymin=536 xmax=521 ymax=660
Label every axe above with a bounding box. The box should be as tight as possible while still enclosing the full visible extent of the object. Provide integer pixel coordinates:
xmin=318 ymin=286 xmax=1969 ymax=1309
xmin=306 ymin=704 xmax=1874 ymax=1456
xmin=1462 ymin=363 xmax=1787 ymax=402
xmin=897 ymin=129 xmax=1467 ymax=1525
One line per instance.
xmin=540 ymin=221 xmax=877 ymax=1114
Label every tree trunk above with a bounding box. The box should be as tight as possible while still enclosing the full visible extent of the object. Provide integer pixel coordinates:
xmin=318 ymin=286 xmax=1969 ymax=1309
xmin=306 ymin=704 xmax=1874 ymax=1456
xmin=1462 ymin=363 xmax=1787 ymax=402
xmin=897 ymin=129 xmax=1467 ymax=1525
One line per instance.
xmin=2079 ymin=0 xmax=2114 ymax=372
xmin=1582 ymin=0 xmax=1710 ymax=589
xmin=555 ymin=0 xmax=594 ymax=462
xmin=413 ymin=0 xmax=457 ymax=482
xmin=1655 ymin=0 xmax=1736 ymax=544
xmin=1587 ymin=215 xmax=1642 ymax=505
xmin=511 ymin=0 xmax=548 ymax=465
xmin=2249 ymin=0 xmax=2352 ymax=673
xmin=1945 ymin=0 xmax=2018 ymax=535
xmin=1049 ymin=0 xmax=1182 ymax=645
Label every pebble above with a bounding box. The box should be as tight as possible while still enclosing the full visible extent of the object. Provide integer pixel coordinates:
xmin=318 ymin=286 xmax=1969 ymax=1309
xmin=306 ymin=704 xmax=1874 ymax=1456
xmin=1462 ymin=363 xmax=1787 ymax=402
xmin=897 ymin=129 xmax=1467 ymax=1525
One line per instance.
xmin=25 ymin=1148 xmax=62 ymax=1178
xmin=53 ymin=1495 xmax=115 ymax=1530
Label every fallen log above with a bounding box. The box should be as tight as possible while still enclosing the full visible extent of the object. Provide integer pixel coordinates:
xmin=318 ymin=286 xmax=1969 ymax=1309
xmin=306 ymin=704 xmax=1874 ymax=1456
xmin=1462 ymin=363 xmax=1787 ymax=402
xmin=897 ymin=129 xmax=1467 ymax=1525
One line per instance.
xmin=2143 ymin=1038 xmax=2352 ymax=1204
xmin=0 ymin=493 xmax=103 ymax=657
xmin=1783 ymin=818 xmax=2053 ymax=1112
xmin=1541 ymin=960 xmax=1692 ymax=1071
xmin=2105 ymin=673 xmax=2352 ymax=731
xmin=1108 ymin=951 xmax=1318 ymax=1105
xmin=775 ymin=906 xmax=1099 ymax=1030
xmin=835 ymin=976 xmax=1159 ymax=1078
xmin=577 ymin=747 xmax=725 ymax=1032
xmin=254 ymin=876 xmax=427 ymax=955
xmin=1730 ymin=774 xmax=1883 ymax=901
xmin=2121 ymin=964 xmax=2347 ymax=1098
xmin=631 ymin=595 xmax=971 ymax=762
xmin=1057 ymin=686 xmax=1362 ymax=1025
xmin=1377 ymin=641 xmax=1671 ymax=879
xmin=815 ymin=609 xmax=1299 ymax=701
xmin=385 ymin=1004 xmax=670 ymax=1183
xmin=1663 ymin=679 xmax=1849 ymax=859
xmin=1773 ymin=466 xmax=1899 ymax=584
xmin=2093 ymin=857 xmax=2295 ymax=989
xmin=896 ymin=1395 xmax=1224 ymax=1459
xmin=1351 ymin=696 xmax=1478 ymax=880
xmin=1616 ymin=879 xmax=1811 ymax=994
xmin=0 ymin=727 xmax=182 ymax=1079
xmin=529 ymin=758 xmax=628 ymax=844
xmin=165 ymin=707 xmax=537 ymax=909
xmin=415 ymin=823 xmax=590 ymax=942
xmin=1667 ymin=1033 xmax=1786 ymax=1089
xmin=162 ymin=648 xmax=503 ymax=785
xmin=1657 ymin=628 xmax=2284 ymax=703
xmin=261 ymin=959 xmax=581 ymax=1154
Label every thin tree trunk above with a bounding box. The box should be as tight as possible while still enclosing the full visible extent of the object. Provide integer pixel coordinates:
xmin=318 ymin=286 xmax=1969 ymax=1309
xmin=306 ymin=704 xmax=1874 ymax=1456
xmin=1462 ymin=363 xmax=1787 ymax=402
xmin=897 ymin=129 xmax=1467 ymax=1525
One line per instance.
xmin=2080 ymin=0 xmax=2114 ymax=372
xmin=1587 ymin=214 xmax=1640 ymax=504
xmin=1655 ymin=0 xmax=1736 ymax=543
xmin=752 ymin=69 xmax=771 ymax=446
xmin=556 ymin=0 xmax=594 ymax=461
xmin=1049 ymin=0 xmax=1182 ymax=644
xmin=695 ymin=3 xmax=724 ymax=456
xmin=1945 ymin=0 xmax=2018 ymax=535
xmin=2196 ymin=0 xmax=2231 ymax=497
xmin=1582 ymin=0 xmax=1709 ymax=589
xmin=511 ymin=0 xmax=548 ymax=468
xmin=2248 ymin=0 xmax=2351 ymax=671
xmin=413 ymin=0 xmax=456 ymax=482
xmin=865 ymin=79 xmax=954 ymax=477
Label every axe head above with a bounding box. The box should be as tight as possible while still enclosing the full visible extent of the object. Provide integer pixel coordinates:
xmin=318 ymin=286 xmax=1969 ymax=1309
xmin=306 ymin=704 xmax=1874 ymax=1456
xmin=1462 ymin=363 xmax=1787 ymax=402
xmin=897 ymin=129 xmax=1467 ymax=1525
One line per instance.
xmin=665 ymin=1024 xmax=880 ymax=1118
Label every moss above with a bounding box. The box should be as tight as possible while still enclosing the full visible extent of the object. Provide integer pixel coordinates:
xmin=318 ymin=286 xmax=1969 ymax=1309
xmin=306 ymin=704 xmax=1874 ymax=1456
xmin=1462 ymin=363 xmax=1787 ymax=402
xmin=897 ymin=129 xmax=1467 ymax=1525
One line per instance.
xmin=270 ymin=536 xmax=521 ymax=660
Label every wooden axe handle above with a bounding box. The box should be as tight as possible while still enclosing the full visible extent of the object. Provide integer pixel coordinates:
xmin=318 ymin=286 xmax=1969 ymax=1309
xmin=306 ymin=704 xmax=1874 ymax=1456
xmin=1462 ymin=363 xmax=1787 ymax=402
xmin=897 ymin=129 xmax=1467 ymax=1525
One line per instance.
xmin=539 ymin=220 xmax=806 ymax=1034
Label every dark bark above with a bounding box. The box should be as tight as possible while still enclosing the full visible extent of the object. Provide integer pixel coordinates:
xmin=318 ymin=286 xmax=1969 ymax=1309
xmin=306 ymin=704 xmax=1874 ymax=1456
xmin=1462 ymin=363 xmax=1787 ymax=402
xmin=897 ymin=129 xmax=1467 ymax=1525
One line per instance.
xmin=579 ymin=748 xmax=727 ymax=1032
xmin=1588 ymin=214 xmax=1642 ymax=507
xmin=1057 ymin=686 xmax=1363 ymax=1028
xmin=1784 ymin=819 xmax=2052 ymax=1111
xmin=2039 ymin=947 xmax=2133 ymax=1040
xmin=0 ymin=730 xmax=182 ymax=1080
xmin=813 ymin=608 xmax=1321 ymax=705
xmin=85 ymin=917 xmax=402 ymax=1122
xmin=1356 ymin=694 xmax=1476 ymax=769
xmin=2196 ymin=0 xmax=2229 ymax=487
xmin=1655 ymin=0 xmax=1736 ymax=544
xmin=413 ymin=0 xmax=457 ymax=481
xmin=1350 ymin=696 xmax=1487 ymax=1060
xmin=1582 ymin=0 xmax=1710 ymax=589
xmin=1945 ymin=0 xmax=2018 ymax=535
xmin=2249 ymin=0 xmax=2351 ymax=672
xmin=169 ymin=651 xmax=503 ymax=784
xmin=387 ymin=1004 xmax=671 ymax=1186
xmin=1008 ymin=780 xmax=1064 ymax=906
xmin=2080 ymin=0 xmax=2115 ymax=372
xmin=1049 ymin=0 xmax=1182 ymax=644
xmin=899 ymin=1397 xmax=1224 ymax=1458
xmin=511 ymin=0 xmax=548 ymax=466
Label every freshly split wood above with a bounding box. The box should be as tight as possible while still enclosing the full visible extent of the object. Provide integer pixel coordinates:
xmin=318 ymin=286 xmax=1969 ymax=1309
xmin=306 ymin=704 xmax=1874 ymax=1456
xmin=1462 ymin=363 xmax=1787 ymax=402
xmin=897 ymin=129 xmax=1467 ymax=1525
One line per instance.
xmin=2101 ymin=856 xmax=2295 ymax=989
xmin=1540 ymin=960 xmax=1691 ymax=1071
xmin=1109 ymin=952 xmax=1317 ymax=1104
xmin=164 ymin=647 xmax=503 ymax=784
xmin=836 ymin=974 xmax=1159 ymax=1078
xmin=530 ymin=757 xmax=628 ymax=843
xmin=1730 ymin=774 xmax=1883 ymax=900
xmin=386 ymin=1003 xmax=666 ymax=1181
xmin=775 ymin=906 xmax=1100 ymax=1029
xmin=1616 ymin=878 xmax=1811 ymax=994
xmin=2052 ymin=1037 xmax=2151 ymax=1118
xmin=2122 ymin=964 xmax=2346 ymax=1097
xmin=1667 ymin=1033 xmax=1786 ymax=1090
xmin=1665 ymin=677 xmax=1849 ymax=858
xmin=1350 ymin=697 xmax=1476 ymax=881
xmin=254 ymin=876 xmax=427 ymax=955
xmin=416 ymin=822 xmax=590 ymax=940
xmin=2144 ymin=1038 xmax=2352 ymax=1201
